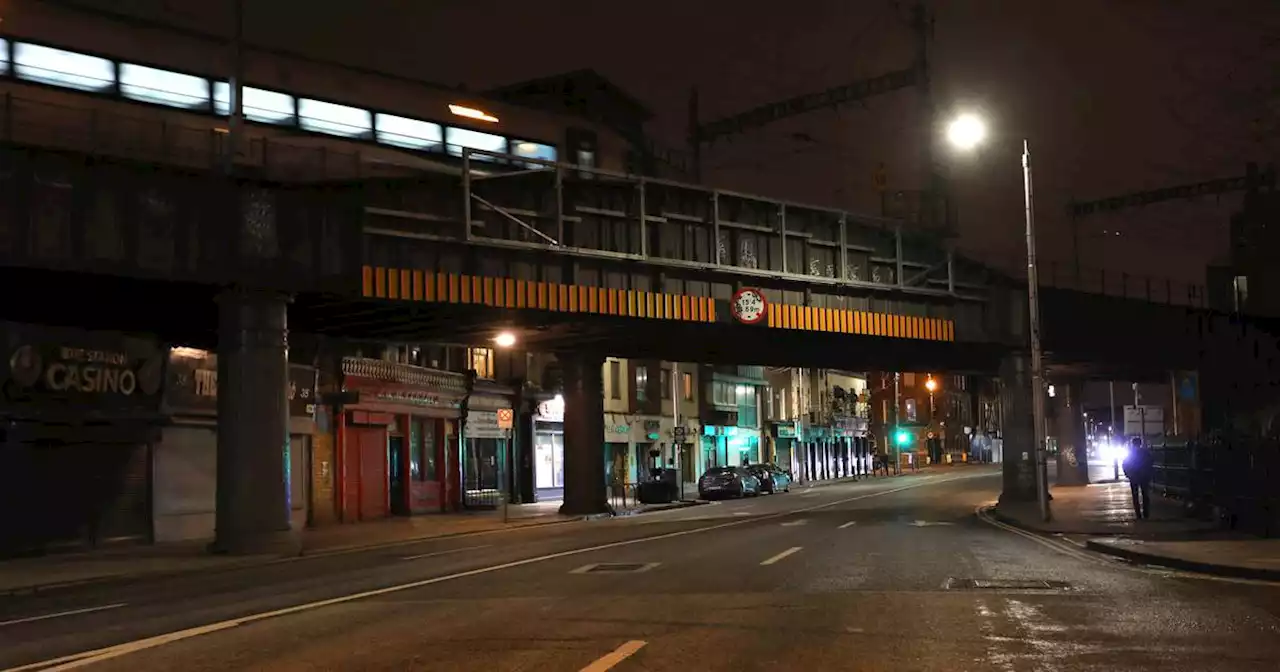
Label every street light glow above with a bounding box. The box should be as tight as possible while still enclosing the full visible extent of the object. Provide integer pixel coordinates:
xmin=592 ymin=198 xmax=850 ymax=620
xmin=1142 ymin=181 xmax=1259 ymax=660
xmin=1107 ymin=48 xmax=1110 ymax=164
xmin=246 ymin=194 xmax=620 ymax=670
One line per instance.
xmin=924 ymin=377 xmax=938 ymax=393
xmin=493 ymin=331 xmax=517 ymax=348
xmin=946 ymin=113 xmax=987 ymax=151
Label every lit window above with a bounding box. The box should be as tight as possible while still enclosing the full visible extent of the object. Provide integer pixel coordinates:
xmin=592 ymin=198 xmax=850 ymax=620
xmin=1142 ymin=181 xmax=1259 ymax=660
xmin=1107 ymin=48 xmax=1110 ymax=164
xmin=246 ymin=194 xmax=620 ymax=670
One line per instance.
xmin=660 ymin=368 xmax=670 ymax=399
xmin=511 ymin=139 xmax=556 ymax=168
xmin=375 ymin=113 xmax=443 ymax=151
xmin=14 ymin=42 xmax=114 ymax=92
xmin=635 ymin=365 xmax=648 ymax=402
xmin=609 ymin=360 xmax=621 ymax=399
xmin=682 ymin=372 xmax=693 ymax=401
xmin=0 ymin=39 xmax=10 ymax=76
xmin=119 ymin=63 xmax=210 ymax=109
xmin=469 ymin=347 xmax=494 ymax=379
xmin=214 ymin=83 xmax=295 ymax=124
xmin=298 ymin=98 xmax=372 ymax=138
xmin=446 ymin=126 xmax=506 ymax=162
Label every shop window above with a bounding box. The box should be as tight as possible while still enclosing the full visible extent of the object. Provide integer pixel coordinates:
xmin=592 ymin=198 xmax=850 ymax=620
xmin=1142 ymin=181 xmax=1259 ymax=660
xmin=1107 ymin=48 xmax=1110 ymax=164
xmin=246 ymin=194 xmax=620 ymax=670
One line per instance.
xmin=635 ymin=365 xmax=648 ymax=402
xmin=660 ymin=368 xmax=670 ymax=399
xmin=0 ymin=39 xmax=9 ymax=75
xmin=609 ymin=360 xmax=621 ymax=399
xmin=119 ymin=63 xmax=210 ymax=109
xmin=412 ymin=418 xmax=437 ymax=481
xmin=376 ymin=113 xmax=443 ymax=151
xmin=298 ymin=98 xmax=372 ymax=138
xmin=511 ymin=139 xmax=557 ymax=168
xmin=445 ymin=126 xmax=506 ymax=162
xmin=469 ymin=347 xmax=494 ymax=379
xmin=14 ymin=42 xmax=114 ymax=92
xmin=682 ymin=372 xmax=693 ymax=401
xmin=214 ymin=83 xmax=295 ymax=124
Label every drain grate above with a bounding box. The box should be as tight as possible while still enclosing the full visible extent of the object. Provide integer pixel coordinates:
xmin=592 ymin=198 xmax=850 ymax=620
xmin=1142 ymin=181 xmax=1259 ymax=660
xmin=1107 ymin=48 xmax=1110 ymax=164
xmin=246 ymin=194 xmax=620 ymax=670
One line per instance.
xmin=945 ymin=578 xmax=1072 ymax=591
xmin=570 ymin=562 xmax=660 ymax=574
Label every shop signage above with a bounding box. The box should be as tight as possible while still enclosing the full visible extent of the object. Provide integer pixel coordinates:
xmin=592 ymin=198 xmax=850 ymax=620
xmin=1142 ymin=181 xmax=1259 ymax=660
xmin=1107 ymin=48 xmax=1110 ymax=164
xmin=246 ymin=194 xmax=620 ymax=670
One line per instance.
xmin=2 ymin=326 xmax=164 ymax=410
xmin=535 ymin=395 xmax=564 ymax=422
xmin=466 ymin=411 xmax=507 ymax=439
xmin=165 ymin=350 xmax=316 ymax=418
xmin=730 ymin=287 xmax=768 ymax=324
xmin=774 ymin=424 xmax=798 ymax=439
xmin=608 ymin=424 xmax=630 ymax=434
xmin=371 ymin=389 xmax=460 ymax=409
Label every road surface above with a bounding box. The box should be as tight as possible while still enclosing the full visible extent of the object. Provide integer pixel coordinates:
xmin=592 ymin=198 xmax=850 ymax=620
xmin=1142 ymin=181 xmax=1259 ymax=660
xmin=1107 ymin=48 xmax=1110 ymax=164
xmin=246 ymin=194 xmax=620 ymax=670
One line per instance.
xmin=3 ymin=467 xmax=1279 ymax=671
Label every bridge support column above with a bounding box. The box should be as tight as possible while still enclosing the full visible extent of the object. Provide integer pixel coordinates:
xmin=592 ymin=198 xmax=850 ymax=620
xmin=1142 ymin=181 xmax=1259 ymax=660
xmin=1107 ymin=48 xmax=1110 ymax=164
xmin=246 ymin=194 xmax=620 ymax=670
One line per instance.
xmin=1053 ymin=380 xmax=1089 ymax=486
xmin=998 ymin=352 xmax=1039 ymax=503
xmin=211 ymin=288 xmax=299 ymax=555
xmin=559 ymin=352 xmax=608 ymax=516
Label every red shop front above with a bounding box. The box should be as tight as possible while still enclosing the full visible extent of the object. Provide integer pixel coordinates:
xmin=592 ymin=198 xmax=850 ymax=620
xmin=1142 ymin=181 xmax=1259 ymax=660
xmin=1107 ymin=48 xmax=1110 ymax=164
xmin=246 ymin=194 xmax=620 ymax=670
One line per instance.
xmin=337 ymin=359 xmax=469 ymax=521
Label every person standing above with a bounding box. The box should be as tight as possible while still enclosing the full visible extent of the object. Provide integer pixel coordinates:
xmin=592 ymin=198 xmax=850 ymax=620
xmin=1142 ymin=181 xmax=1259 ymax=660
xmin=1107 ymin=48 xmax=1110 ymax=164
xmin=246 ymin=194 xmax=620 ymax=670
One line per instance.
xmin=1123 ymin=436 xmax=1154 ymax=519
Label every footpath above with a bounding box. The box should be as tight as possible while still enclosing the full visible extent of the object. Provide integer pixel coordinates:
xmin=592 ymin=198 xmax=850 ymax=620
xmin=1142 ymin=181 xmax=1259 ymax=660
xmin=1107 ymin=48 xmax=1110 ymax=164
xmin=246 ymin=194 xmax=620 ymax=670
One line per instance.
xmin=992 ymin=479 xmax=1280 ymax=581
xmin=0 ymin=498 xmax=700 ymax=596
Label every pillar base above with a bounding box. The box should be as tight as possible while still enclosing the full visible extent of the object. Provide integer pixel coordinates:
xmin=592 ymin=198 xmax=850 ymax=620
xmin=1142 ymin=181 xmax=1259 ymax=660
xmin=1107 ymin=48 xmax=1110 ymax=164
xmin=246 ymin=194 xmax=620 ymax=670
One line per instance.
xmin=558 ymin=501 xmax=612 ymax=517
xmin=207 ymin=528 xmax=301 ymax=556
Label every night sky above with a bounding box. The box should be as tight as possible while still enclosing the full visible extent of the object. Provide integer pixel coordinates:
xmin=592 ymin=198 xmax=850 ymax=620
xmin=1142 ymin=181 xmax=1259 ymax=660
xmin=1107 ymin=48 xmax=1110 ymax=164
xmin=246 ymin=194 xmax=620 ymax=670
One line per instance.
xmin=74 ymin=0 xmax=1280 ymax=286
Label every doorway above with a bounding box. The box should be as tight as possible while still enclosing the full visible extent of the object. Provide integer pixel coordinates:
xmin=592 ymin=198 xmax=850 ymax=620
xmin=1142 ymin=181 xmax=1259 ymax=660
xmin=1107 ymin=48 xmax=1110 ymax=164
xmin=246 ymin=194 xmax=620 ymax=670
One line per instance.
xmin=388 ymin=436 xmax=407 ymax=515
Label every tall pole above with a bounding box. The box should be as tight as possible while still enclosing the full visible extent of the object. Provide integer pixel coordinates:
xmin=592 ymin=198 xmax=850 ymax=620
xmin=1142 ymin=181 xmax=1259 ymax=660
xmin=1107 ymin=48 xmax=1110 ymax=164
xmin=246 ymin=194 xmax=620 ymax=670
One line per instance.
xmin=224 ymin=0 xmax=244 ymax=175
xmin=672 ymin=361 xmax=681 ymax=497
xmin=893 ymin=372 xmax=901 ymax=475
xmin=1023 ymin=140 xmax=1050 ymax=522
xmin=1109 ymin=380 xmax=1118 ymax=480
xmin=910 ymin=2 xmax=937 ymax=231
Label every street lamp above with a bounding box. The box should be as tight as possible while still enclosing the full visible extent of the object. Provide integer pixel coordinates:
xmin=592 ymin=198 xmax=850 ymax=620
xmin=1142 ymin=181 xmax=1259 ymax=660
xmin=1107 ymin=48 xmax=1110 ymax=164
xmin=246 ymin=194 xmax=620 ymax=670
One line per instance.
xmin=493 ymin=331 xmax=517 ymax=348
xmin=946 ymin=113 xmax=1050 ymax=522
xmin=924 ymin=376 xmax=938 ymax=393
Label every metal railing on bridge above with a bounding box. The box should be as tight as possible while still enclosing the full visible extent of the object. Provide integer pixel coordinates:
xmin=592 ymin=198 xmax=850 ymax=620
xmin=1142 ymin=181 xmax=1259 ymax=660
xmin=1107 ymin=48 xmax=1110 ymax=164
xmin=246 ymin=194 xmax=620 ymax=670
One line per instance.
xmin=1006 ymin=260 xmax=1209 ymax=309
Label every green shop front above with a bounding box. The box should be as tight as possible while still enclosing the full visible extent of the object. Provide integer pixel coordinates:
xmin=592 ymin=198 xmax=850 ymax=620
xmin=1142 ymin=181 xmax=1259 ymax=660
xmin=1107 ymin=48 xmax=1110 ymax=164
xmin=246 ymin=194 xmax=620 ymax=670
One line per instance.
xmin=700 ymin=425 xmax=762 ymax=471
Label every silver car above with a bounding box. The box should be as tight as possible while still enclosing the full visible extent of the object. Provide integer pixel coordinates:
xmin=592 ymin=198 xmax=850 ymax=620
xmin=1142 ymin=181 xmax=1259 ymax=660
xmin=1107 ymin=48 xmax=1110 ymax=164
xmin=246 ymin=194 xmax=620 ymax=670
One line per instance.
xmin=698 ymin=466 xmax=761 ymax=499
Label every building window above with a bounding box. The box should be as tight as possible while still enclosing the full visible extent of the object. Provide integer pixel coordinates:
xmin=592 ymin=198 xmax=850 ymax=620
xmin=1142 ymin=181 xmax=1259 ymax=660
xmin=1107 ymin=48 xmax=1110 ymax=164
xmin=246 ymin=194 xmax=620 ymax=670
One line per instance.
xmin=1234 ymin=275 xmax=1249 ymax=312
xmin=412 ymin=418 xmax=437 ymax=482
xmin=903 ymin=372 xmax=916 ymax=386
xmin=511 ymin=139 xmax=557 ymax=168
xmin=469 ymin=347 xmax=494 ymax=379
xmin=660 ymin=368 xmax=671 ymax=399
xmin=376 ymin=113 xmax=443 ymax=151
xmin=446 ymin=126 xmax=506 ymax=161
xmin=298 ymin=98 xmax=372 ymax=138
xmin=682 ymin=372 xmax=693 ymax=401
xmin=0 ymin=39 xmax=9 ymax=75
xmin=214 ymin=83 xmax=296 ymax=124
xmin=609 ymin=360 xmax=621 ymax=399
xmin=635 ymin=365 xmax=649 ymax=402
xmin=905 ymin=398 xmax=918 ymax=422
xmin=119 ymin=63 xmax=210 ymax=109
xmin=15 ymin=42 xmax=114 ymax=92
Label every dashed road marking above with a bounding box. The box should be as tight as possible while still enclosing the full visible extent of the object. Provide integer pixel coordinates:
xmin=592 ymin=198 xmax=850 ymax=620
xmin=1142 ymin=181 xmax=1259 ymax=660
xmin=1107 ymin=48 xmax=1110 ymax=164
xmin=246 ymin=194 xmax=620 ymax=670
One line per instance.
xmin=401 ymin=544 xmax=492 ymax=561
xmin=580 ymin=640 xmax=647 ymax=671
xmin=838 ymin=521 xmax=857 ymax=529
xmin=761 ymin=547 xmax=804 ymax=566
xmin=0 ymin=603 xmax=127 ymax=628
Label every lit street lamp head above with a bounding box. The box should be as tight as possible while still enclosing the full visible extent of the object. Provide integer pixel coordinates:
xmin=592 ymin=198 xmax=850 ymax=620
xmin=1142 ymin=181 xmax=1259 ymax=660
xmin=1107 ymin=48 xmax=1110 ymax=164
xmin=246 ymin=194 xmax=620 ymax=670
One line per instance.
xmin=493 ymin=332 xmax=517 ymax=348
xmin=946 ymin=113 xmax=987 ymax=151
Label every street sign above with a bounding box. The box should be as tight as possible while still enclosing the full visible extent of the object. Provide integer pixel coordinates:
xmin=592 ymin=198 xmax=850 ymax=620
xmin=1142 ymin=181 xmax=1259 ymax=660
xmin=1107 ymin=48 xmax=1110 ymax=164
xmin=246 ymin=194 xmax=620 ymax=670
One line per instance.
xmin=730 ymin=287 xmax=768 ymax=324
xmin=496 ymin=408 xmax=514 ymax=429
xmin=1123 ymin=405 xmax=1163 ymax=436
xmin=672 ymin=426 xmax=688 ymax=440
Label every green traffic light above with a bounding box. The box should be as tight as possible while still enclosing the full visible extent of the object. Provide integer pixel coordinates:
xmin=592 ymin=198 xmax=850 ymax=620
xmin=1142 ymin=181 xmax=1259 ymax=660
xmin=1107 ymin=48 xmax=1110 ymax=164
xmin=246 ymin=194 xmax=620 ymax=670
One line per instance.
xmin=895 ymin=430 xmax=912 ymax=446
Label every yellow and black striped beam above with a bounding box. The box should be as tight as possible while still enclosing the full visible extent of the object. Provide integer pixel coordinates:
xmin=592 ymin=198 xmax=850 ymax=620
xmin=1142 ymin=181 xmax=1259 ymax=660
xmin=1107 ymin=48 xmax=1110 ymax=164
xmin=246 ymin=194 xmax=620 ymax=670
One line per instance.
xmin=360 ymin=266 xmax=955 ymax=341
xmin=765 ymin=303 xmax=954 ymax=341
xmin=361 ymin=267 xmax=716 ymax=322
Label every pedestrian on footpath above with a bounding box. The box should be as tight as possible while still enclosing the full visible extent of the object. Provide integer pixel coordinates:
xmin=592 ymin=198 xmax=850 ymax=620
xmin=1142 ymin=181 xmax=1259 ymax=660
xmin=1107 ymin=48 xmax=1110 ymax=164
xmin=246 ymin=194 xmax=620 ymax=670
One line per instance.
xmin=1123 ymin=436 xmax=1154 ymax=519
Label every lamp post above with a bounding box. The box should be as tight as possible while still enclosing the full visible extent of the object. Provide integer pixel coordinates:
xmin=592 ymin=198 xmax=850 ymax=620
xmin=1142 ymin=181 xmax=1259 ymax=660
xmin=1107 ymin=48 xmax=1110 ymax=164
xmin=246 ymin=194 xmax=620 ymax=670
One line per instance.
xmin=946 ymin=113 xmax=1050 ymax=521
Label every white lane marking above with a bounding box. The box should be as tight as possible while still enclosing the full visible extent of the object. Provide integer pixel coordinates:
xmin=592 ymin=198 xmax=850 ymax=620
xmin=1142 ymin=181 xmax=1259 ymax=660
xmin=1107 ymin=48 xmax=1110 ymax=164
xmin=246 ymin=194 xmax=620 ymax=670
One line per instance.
xmin=760 ymin=547 xmax=803 ymax=566
xmin=780 ymin=520 xmax=808 ymax=527
xmin=0 ymin=603 xmax=127 ymax=628
xmin=838 ymin=521 xmax=857 ymax=529
xmin=909 ymin=520 xmax=954 ymax=527
xmin=4 ymin=476 xmax=971 ymax=672
xmin=400 ymin=544 xmax=492 ymax=561
xmin=580 ymin=640 xmax=647 ymax=672
xmin=732 ymin=512 xmax=752 ymax=516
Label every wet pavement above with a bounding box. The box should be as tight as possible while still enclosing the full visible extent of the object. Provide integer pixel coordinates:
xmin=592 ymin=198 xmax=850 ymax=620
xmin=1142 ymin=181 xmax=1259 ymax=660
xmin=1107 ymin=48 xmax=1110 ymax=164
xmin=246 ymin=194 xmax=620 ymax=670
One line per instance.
xmin=3 ymin=467 xmax=1279 ymax=671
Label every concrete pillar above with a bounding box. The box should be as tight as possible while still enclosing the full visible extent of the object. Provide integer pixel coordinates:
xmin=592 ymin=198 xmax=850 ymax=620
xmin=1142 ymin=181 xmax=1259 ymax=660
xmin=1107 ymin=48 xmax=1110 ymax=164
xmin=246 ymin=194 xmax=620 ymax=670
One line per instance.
xmin=212 ymin=288 xmax=298 ymax=555
xmin=559 ymin=352 xmax=608 ymax=516
xmin=998 ymin=352 xmax=1038 ymax=503
xmin=1054 ymin=380 xmax=1090 ymax=486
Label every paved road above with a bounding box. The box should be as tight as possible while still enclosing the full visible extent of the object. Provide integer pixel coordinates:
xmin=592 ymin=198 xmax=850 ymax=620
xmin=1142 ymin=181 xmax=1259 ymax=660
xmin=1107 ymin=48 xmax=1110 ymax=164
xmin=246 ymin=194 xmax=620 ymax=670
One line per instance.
xmin=3 ymin=467 xmax=1280 ymax=671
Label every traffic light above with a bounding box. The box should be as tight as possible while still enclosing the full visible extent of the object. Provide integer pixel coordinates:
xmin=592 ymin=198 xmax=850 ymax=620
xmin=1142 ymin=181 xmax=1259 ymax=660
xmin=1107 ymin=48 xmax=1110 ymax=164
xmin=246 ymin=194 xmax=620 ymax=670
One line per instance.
xmin=894 ymin=429 xmax=913 ymax=447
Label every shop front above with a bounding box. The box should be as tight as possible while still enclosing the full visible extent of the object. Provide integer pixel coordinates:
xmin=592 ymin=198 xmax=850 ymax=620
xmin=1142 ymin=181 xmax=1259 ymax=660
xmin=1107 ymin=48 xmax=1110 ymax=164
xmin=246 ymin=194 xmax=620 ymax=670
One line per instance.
xmin=462 ymin=381 xmax=515 ymax=509
xmin=154 ymin=349 xmax=317 ymax=543
xmin=0 ymin=323 xmax=166 ymax=555
xmin=532 ymin=394 xmax=565 ymax=501
xmin=339 ymin=358 xmax=467 ymax=520
xmin=700 ymin=425 xmax=761 ymax=472
xmin=769 ymin=422 xmax=800 ymax=476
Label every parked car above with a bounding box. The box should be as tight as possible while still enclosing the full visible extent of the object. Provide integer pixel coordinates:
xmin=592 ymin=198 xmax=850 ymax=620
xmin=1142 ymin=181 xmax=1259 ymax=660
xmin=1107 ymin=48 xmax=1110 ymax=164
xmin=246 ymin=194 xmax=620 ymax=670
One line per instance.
xmin=748 ymin=463 xmax=792 ymax=494
xmin=697 ymin=466 xmax=760 ymax=499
